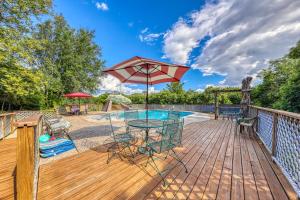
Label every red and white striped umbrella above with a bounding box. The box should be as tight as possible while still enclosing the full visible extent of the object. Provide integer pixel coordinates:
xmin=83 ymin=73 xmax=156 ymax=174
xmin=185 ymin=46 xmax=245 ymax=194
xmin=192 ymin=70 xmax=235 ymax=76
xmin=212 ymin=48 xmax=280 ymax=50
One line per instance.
xmin=103 ymin=56 xmax=189 ymax=111
xmin=103 ymin=56 xmax=189 ymax=85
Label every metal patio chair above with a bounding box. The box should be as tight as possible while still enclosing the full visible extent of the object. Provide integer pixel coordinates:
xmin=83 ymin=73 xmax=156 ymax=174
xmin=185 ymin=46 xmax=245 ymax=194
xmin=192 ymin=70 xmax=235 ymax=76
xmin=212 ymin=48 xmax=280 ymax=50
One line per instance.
xmin=236 ymin=116 xmax=257 ymax=136
xmin=106 ymin=113 xmax=136 ymax=164
xmin=140 ymin=120 xmax=188 ymax=186
xmin=124 ymin=109 xmax=145 ymax=137
xmin=156 ymin=111 xmax=183 ymax=136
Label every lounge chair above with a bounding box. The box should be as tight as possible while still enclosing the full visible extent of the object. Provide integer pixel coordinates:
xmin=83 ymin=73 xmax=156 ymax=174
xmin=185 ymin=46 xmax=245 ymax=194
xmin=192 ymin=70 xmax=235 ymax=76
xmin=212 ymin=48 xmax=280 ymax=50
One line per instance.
xmin=56 ymin=106 xmax=72 ymax=115
xmin=44 ymin=117 xmax=71 ymax=136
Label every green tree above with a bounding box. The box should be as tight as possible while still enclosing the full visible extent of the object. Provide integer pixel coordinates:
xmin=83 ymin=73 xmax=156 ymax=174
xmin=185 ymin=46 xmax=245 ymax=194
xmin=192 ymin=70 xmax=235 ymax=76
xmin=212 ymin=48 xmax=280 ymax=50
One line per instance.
xmin=0 ymin=0 xmax=52 ymax=67
xmin=252 ymin=40 xmax=300 ymax=112
xmin=128 ymin=93 xmax=145 ymax=104
xmin=0 ymin=65 xmax=44 ymax=110
xmin=0 ymin=0 xmax=52 ymax=110
xmin=166 ymin=82 xmax=184 ymax=94
xmin=33 ymin=15 xmax=104 ymax=107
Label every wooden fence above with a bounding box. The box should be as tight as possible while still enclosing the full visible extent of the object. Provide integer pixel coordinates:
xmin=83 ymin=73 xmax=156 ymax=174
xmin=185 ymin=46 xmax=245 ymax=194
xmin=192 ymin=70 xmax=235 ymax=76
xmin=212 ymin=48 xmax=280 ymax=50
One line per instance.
xmin=249 ymin=105 xmax=300 ymax=196
xmin=0 ymin=113 xmax=16 ymax=139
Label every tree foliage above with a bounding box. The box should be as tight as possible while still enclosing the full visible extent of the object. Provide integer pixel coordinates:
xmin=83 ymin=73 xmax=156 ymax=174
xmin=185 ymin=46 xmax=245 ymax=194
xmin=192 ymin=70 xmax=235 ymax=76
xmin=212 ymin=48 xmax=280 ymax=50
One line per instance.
xmin=0 ymin=2 xmax=104 ymax=110
xmin=33 ymin=15 xmax=104 ymax=107
xmin=252 ymin=41 xmax=300 ymax=112
xmin=126 ymin=83 xmax=241 ymax=105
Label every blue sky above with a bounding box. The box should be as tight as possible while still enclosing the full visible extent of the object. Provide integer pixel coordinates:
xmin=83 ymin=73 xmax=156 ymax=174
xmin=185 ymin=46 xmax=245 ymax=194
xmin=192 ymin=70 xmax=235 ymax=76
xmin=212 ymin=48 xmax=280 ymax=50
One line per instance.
xmin=52 ymin=0 xmax=300 ymax=94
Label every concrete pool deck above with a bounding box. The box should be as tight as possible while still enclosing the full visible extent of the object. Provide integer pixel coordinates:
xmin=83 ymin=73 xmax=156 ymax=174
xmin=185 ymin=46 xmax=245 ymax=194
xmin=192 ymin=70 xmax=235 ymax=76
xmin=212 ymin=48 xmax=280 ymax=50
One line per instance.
xmin=40 ymin=111 xmax=213 ymax=164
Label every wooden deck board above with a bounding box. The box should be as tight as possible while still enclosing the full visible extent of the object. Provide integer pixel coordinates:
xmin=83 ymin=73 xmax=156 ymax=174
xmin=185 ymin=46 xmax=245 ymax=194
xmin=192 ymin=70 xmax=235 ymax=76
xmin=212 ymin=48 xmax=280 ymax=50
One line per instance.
xmin=159 ymin=120 xmax=225 ymax=200
xmin=0 ymin=120 xmax=297 ymax=200
xmin=113 ymin=121 xmax=219 ymax=200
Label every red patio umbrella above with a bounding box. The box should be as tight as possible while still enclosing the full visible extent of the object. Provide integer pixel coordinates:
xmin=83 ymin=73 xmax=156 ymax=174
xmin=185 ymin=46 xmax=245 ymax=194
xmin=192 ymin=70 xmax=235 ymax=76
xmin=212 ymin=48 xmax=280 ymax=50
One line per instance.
xmin=103 ymin=56 xmax=189 ymax=111
xmin=63 ymin=92 xmax=92 ymax=98
xmin=64 ymin=92 xmax=92 ymax=114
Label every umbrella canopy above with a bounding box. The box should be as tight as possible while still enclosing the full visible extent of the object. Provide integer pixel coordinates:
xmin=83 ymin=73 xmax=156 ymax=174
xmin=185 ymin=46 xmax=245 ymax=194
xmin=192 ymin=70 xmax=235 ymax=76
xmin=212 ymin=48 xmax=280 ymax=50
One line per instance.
xmin=103 ymin=56 xmax=189 ymax=112
xmin=64 ymin=92 xmax=92 ymax=98
xmin=103 ymin=56 xmax=189 ymax=85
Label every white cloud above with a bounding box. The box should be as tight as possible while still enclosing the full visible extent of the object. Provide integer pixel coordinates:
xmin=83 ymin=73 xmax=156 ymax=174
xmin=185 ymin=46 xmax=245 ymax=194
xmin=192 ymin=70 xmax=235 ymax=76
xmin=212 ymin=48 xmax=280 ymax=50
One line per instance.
xmin=149 ymin=86 xmax=159 ymax=94
xmin=95 ymin=2 xmax=109 ymax=11
xmin=196 ymin=88 xmax=204 ymax=92
xmin=163 ymin=0 xmax=300 ymax=85
xmin=99 ymin=75 xmax=144 ymax=95
xmin=139 ymin=28 xmax=163 ymax=45
xmin=141 ymin=27 xmax=149 ymax=34
xmin=98 ymin=75 xmax=161 ymax=95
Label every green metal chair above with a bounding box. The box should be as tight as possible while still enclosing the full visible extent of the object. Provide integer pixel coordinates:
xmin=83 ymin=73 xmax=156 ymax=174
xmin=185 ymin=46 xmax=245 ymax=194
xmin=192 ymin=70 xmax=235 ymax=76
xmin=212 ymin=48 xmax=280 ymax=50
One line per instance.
xmin=156 ymin=111 xmax=183 ymax=138
xmin=236 ymin=116 xmax=257 ymax=136
xmin=140 ymin=120 xmax=188 ymax=186
xmin=106 ymin=113 xmax=135 ymax=164
xmin=124 ymin=109 xmax=144 ymax=138
xmin=168 ymin=111 xmax=181 ymax=121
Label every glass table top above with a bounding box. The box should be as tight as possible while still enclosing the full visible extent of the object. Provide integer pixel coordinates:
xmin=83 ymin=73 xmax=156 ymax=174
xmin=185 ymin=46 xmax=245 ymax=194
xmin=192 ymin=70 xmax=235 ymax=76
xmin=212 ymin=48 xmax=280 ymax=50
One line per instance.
xmin=127 ymin=119 xmax=164 ymax=128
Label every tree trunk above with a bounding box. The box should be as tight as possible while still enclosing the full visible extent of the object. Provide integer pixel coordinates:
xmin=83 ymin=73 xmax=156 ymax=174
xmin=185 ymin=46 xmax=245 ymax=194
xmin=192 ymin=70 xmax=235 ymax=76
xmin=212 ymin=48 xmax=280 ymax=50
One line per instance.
xmin=1 ymin=100 xmax=5 ymax=111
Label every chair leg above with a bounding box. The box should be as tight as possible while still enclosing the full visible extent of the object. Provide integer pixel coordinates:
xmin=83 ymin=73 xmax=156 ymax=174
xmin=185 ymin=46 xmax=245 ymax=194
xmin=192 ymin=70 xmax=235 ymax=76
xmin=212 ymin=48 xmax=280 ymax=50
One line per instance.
xmin=171 ymin=149 xmax=188 ymax=173
xmin=164 ymin=150 xmax=170 ymax=160
xmin=149 ymin=154 xmax=167 ymax=186
xmin=144 ymin=155 xmax=151 ymax=167
xmin=107 ymin=143 xmax=123 ymax=164
xmin=107 ymin=143 xmax=115 ymax=164
xmin=126 ymin=143 xmax=135 ymax=158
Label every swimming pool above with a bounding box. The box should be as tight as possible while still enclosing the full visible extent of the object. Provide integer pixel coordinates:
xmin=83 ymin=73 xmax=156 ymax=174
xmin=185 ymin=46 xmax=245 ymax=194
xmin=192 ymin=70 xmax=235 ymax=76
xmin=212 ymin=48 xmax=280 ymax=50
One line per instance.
xmin=90 ymin=110 xmax=193 ymax=121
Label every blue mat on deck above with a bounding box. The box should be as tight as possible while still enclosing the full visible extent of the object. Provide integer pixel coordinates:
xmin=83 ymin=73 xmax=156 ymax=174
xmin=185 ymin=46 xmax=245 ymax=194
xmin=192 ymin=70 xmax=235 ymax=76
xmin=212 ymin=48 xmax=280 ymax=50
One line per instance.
xmin=40 ymin=138 xmax=75 ymax=158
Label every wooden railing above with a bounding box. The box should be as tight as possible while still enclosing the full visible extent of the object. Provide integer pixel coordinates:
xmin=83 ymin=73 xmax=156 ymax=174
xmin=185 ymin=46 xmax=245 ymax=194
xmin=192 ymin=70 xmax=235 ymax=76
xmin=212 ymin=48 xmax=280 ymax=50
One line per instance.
xmin=14 ymin=114 xmax=43 ymax=200
xmin=0 ymin=113 xmax=16 ymax=139
xmin=248 ymin=105 xmax=300 ymax=197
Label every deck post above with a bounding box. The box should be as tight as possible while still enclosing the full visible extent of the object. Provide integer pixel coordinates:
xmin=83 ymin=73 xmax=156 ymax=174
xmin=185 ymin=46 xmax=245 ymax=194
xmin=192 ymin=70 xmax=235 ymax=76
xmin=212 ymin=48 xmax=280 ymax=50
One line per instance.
xmin=14 ymin=114 xmax=42 ymax=200
xmin=214 ymin=91 xmax=219 ymax=120
xmin=271 ymin=113 xmax=278 ymax=157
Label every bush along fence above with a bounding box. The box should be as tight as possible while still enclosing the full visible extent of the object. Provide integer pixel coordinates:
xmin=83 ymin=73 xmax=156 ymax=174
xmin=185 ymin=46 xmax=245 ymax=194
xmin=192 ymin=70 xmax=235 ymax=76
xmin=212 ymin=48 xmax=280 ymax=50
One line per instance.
xmin=249 ymin=105 xmax=300 ymax=197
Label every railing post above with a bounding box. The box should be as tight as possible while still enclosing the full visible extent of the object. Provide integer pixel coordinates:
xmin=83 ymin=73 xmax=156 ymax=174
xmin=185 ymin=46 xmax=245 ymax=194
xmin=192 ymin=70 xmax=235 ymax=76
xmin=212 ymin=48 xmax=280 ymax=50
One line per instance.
xmin=0 ymin=115 xmax=3 ymax=139
xmin=271 ymin=113 xmax=278 ymax=157
xmin=14 ymin=114 xmax=42 ymax=200
xmin=214 ymin=92 xmax=219 ymax=120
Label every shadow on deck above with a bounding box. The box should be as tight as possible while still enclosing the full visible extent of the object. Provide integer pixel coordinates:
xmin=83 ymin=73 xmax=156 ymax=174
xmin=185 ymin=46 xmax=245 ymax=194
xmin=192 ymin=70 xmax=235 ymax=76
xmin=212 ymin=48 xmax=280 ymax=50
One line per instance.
xmin=0 ymin=120 xmax=297 ymax=200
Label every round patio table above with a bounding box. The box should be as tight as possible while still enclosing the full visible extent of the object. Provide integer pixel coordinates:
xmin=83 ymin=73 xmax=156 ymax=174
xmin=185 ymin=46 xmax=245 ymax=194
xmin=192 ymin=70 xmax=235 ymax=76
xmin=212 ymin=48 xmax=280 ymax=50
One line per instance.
xmin=127 ymin=119 xmax=164 ymax=142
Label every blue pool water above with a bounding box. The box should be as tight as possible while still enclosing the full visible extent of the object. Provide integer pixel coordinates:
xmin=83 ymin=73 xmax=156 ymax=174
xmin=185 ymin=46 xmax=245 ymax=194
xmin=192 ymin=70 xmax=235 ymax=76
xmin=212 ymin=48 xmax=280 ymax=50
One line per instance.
xmin=118 ymin=110 xmax=193 ymax=120
xmin=90 ymin=110 xmax=193 ymax=121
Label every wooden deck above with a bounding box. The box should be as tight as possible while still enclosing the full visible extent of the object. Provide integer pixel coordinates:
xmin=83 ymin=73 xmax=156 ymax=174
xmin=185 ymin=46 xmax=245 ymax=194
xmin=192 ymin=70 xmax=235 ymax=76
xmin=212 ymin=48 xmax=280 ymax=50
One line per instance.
xmin=0 ymin=120 xmax=297 ymax=200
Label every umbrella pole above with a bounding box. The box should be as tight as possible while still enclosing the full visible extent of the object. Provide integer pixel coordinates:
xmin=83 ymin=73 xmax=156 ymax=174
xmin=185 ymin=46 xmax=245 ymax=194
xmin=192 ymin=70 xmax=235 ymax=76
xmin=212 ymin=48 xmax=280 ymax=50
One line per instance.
xmin=146 ymin=65 xmax=149 ymax=122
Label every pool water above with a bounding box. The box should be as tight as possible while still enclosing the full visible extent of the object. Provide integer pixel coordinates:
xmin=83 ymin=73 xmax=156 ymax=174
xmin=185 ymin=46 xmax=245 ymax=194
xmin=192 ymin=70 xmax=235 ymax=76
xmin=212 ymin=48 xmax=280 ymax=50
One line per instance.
xmin=90 ymin=110 xmax=193 ymax=121
xmin=118 ymin=110 xmax=193 ymax=120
